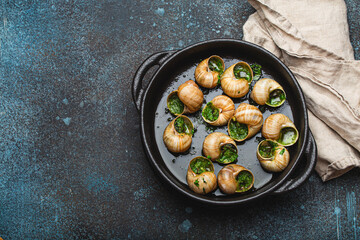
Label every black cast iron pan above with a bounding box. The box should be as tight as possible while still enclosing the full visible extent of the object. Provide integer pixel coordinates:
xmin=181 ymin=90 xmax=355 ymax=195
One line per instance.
xmin=132 ymin=39 xmax=317 ymax=206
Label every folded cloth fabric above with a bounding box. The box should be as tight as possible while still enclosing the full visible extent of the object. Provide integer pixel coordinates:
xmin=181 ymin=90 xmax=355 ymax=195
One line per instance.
xmin=243 ymin=0 xmax=360 ymax=181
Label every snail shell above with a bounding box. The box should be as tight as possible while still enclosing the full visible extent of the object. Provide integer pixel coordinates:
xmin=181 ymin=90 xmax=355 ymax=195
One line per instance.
xmin=220 ymin=62 xmax=253 ymax=98
xmin=186 ymin=156 xmax=217 ymax=195
xmin=250 ymin=78 xmax=286 ymax=107
xmin=227 ymin=103 xmax=263 ymax=142
xmin=202 ymin=95 xmax=235 ymax=126
xmin=195 ymin=55 xmax=225 ymax=88
xmin=167 ymin=80 xmax=204 ymax=115
xmin=202 ymin=132 xmax=238 ymax=164
xmin=262 ymin=113 xmax=299 ymax=147
xmin=163 ymin=115 xmax=194 ymax=153
xmin=257 ymin=140 xmax=290 ymax=172
xmin=217 ymin=164 xmax=254 ymax=194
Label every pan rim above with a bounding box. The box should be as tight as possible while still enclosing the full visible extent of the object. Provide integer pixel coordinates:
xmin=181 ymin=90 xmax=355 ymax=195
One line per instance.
xmin=140 ymin=38 xmax=309 ymax=205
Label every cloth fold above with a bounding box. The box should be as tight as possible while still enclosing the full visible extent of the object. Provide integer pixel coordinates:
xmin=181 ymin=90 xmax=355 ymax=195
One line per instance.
xmin=243 ymin=0 xmax=360 ymax=181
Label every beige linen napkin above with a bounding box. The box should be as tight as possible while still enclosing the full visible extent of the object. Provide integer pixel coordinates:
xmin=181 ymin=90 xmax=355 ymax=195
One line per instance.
xmin=243 ymin=0 xmax=360 ymax=181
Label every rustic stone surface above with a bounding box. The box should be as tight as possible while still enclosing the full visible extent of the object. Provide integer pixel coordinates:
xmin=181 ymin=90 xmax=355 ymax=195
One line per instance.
xmin=0 ymin=1 xmax=359 ymax=239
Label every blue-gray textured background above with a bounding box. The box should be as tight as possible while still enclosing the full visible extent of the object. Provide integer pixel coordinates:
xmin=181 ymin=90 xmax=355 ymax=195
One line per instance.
xmin=0 ymin=0 xmax=359 ymax=239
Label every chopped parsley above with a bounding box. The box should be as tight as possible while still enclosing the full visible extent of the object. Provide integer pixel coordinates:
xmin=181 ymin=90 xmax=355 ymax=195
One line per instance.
xmin=279 ymin=148 xmax=285 ymax=155
xmin=174 ymin=117 xmax=192 ymax=135
xmin=190 ymin=158 xmax=213 ymax=174
xmin=218 ymin=144 xmax=237 ymax=164
xmin=229 ymin=119 xmax=248 ymax=140
xmin=234 ymin=64 xmax=251 ymax=82
xmin=208 ymin=56 xmax=224 ymax=74
xmin=258 ymin=140 xmax=278 ymax=158
xmin=202 ymin=102 xmax=219 ymax=122
xmin=194 ymin=179 xmax=199 ymax=187
xmin=250 ymin=63 xmax=262 ymax=81
xmin=168 ymin=93 xmax=184 ymax=115
xmin=267 ymin=89 xmax=286 ymax=106
xmin=236 ymin=170 xmax=253 ymax=192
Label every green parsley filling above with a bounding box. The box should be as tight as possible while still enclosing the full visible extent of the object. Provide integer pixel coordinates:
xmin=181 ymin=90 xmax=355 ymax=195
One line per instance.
xmin=218 ymin=144 xmax=238 ymax=164
xmin=233 ymin=64 xmax=251 ymax=82
xmin=174 ymin=117 xmax=192 ymax=135
xmin=258 ymin=140 xmax=278 ymax=159
xmin=267 ymin=89 xmax=286 ymax=106
xmin=190 ymin=157 xmax=213 ymax=175
xmin=278 ymin=127 xmax=297 ymax=146
xmin=250 ymin=63 xmax=262 ymax=81
xmin=202 ymin=102 xmax=219 ymax=122
xmin=168 ymin=93 xmax=184 ymax=115
xmin=236 ymin=170 xmax=253 ymax=192
xmin=229 ymin=119 xmax=248 ymax=140
xmin=208 ymin=57 xmax=224 ymax=74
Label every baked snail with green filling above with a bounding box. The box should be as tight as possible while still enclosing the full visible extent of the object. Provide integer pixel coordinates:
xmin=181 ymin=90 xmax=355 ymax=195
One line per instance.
xmin=262 ymin=113 xmax=299 ymax=147
xmin=195 ymin=55 xmax=225 ymax=88
xmin=217 ymin=164 xmax=254 ymax=194
xmin=202 ymin=95 xmax=235 ymax=126
xmin=220 ymin=61 xmax=253 ymax=98
xmin=250 ymin=78 xmax=286 ymax=107
xmin=163 ymin=115 xmax=194 ymax=153
xmin=186 ymin=156 xmax=217 ymax=194
xmin=167 ymin=80 xmax=204 ymax=115
xmin=202 ymin=132 xmax=238 ymax=164
xmin=227 ymin=103 xmax=263 ymax=142
xmin=257 ymin=139 xmax=290 ymax=172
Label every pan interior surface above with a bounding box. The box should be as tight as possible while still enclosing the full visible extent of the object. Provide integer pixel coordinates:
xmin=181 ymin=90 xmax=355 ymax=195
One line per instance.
xmin=142 ymin=40 xmax=306 ymax=203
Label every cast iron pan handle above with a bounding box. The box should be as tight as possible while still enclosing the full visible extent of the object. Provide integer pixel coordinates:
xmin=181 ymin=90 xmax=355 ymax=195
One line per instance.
xmin=272 ymin=130 xmax=317 ymax=194
xmin=132 ymin=50 xmax=176 ymax=112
